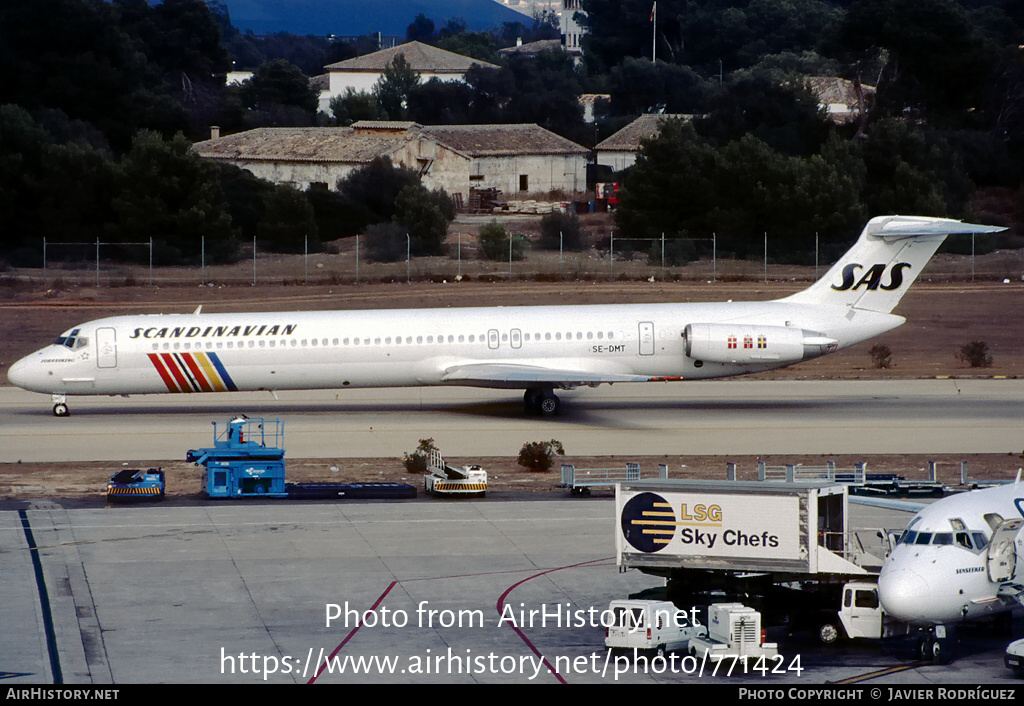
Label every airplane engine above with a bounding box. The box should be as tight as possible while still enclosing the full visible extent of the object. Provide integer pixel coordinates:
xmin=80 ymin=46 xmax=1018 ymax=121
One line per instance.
xmin=683 ymin=323 xmax=834 ymax=365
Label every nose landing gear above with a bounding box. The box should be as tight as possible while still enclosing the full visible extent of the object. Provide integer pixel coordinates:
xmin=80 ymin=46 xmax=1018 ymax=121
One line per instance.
xmin=52 ymin=394 xmax=69 ymax=417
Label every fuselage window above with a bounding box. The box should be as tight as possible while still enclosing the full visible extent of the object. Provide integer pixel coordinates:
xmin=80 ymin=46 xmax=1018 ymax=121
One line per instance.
xmin=449 ymin=335 xmax=455 ymax=343
xmin=458 ymin=334 xmax=464 ymax=343
xmin=608 ymin=331 xmax=615 ymax=339
xmin=587 ymin=331 xmax=593 ymax=340
xmin=332 ymin=338 xmax=339 ymax=346
xmin=427 ymin=336 xmax=434 ymax=344
xmin=597 ymin=331 xmax=604 ymax=339
xmin=374 ymin=338 xmax=380 ymax=345
xmin=577 ymin=332 xmax=583 ymax=340
xmin=353 ymin=338 xmax=360 ymax=346
xmin=469 ymin=335 xmax=475 ymax=343
xmin=555 ymin=332 xmax=562 ymax=340
xmin=417 ymin=336 xmax=423 ymax=344
xmin=269 ymin=340 xmax=275 ymax=348
xmin=385 ymin=337 xmax=392 ymax=344
xmin=545 ymin=333 xmax=551 ymax=341
xmin=311 ymin=338 xmax=317 ymax=346
xmin=260 ymin=340 xmax=266 ymax=348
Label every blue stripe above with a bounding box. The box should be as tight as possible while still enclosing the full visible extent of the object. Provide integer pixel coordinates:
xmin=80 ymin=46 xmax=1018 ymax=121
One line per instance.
xmin=207 ymin=352 xmax=238 ymax=392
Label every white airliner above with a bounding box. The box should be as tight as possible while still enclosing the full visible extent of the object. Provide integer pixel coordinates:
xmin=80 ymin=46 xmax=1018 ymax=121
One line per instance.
xmin=6 ymin=215 xmax=1004 ymax=417
xmin=869 ymin=477 xmax=1024 ymax=662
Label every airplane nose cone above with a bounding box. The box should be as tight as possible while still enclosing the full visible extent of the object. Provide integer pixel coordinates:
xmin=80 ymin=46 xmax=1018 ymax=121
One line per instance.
xmin=7 ymin=356 xmax=30 ymax=389
xmin=878 ymin=568 xmax=930 ymax=623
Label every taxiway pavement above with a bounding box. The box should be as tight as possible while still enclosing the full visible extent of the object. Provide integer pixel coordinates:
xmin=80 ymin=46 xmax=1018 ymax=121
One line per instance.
xmin=1 ymin=379 xmax=1022 ymax=462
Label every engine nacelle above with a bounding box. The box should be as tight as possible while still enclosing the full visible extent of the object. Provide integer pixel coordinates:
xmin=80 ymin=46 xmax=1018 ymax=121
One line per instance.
xmin=683 ymin=323 xmax=834 ymax=365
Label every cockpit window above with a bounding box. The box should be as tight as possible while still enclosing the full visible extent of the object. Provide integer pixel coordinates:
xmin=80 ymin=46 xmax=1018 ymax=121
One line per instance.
xmin=972 ymin=532 xmax=988 ymax=550
xmin=955 ymin=532 xmax=972 ymax=549
xmin=899 ymin=530 xmax=917 ymax=545
xmin=914 ymin=532 xmax=932 ymax=545
xmin=931 ymin=533 xmax=953 ymax=545
xmin=53 ymin=329 xmax=88 ymax=350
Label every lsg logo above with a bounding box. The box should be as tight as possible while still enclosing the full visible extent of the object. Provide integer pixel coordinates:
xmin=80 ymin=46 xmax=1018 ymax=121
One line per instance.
xmin=831 ymin=262 xmax=911 ymax=291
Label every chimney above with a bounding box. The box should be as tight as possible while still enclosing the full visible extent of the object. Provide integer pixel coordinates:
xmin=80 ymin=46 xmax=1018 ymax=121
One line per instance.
xmin=210 ymin=126 xmax=220 ymax=140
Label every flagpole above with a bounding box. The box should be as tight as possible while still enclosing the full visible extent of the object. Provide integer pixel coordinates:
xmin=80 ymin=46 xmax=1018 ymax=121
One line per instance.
xmin=651 ymin=2 xmax=657 ymax=62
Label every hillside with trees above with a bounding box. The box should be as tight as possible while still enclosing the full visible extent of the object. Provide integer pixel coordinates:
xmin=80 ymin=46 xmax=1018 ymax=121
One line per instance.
xmin=0 ymin=0 xmax=1021 ymax=269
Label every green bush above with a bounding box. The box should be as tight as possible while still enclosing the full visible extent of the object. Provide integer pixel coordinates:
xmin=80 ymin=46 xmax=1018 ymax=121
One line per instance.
xmin=955 ymin=341 xmax=992 ymax=368
xmin=477 ymin=220 xmax=525 ymax=261
xmin=403 ymin=438 xmax=439 ymax=474
xmin=868 ymin=344 xmax=893 ymax=369
xmin=539 ymin=211 xmax=583 ymax=251
xmin=516 ymin=439 xmax=565 ymax=473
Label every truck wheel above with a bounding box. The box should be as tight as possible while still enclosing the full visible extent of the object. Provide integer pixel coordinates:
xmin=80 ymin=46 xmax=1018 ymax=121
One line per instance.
xmin=817 ymin=621 xmax=840 ymax=646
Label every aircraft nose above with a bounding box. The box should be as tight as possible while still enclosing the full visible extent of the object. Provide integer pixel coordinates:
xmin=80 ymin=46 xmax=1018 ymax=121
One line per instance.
xmin=7 ymin=356 xmax=30 ymax=389
xmin=878 ymin=568 xmax=930 ymax=623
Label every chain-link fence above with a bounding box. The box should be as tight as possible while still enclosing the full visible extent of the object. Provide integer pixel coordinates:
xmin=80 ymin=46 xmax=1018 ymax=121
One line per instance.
xmin=6 ymin=231 xmax=1023 ymax=289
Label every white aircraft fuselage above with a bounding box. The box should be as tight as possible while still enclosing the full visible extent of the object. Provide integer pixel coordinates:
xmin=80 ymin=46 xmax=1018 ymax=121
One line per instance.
xmin=878 ymin=481 xmax=1024 ymax=627
xmin=6 ymin=216 xmax=1007 ymax=416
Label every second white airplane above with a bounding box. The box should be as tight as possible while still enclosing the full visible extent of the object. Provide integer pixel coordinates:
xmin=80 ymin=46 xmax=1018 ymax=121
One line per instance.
xmin=7 ymin=215 xmax=1004 ymax=416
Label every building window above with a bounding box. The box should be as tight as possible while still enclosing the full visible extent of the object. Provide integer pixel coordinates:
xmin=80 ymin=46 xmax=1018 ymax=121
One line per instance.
xmin=519 ymin=174 xmax=529 ymax=192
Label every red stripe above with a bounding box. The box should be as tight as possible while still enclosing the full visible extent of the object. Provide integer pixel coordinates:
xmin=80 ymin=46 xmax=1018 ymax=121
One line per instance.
xmin=180 ymin=353 xmax=213 ymax=392
xmin=160 ymin=353 xmax=193 ymax=392
xmin=147 ymin=353 xmax=180 ymax=392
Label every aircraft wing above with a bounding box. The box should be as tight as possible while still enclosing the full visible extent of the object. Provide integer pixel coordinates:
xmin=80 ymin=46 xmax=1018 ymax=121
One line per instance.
xmin=441 ymin=363 xmax=653 ymax=389
xmin=848 ymin=496 xmax=929 ymax=513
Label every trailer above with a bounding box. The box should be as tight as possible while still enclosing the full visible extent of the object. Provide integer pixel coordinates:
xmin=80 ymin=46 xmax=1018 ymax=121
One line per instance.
xmin=106 ymin=468 xmax=165 ymax=501
xmin=559 ymin=463 xmax=668 ymax=496
xmin=424 ymin=450 xmax=487 ymax=496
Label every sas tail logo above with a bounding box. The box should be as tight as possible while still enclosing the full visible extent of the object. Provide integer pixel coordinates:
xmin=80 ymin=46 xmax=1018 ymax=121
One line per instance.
xmin=831 ymin=262 xmax=911 ymax=292
xmin=148 ymin=351 xmax=237 ymax=393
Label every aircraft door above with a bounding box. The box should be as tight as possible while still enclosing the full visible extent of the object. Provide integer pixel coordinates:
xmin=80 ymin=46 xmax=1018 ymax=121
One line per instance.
xmin=488 ymin=329 xmax=499 ymax=350
xmin=986 ymin=518 xmax=1023 ymax=583
xmin=510 ymin=329 xmax=522 ymax=349
xmin=638 ymin=322 xmax=654 ymax=356
xmin=96 ymin=327 xmax=117 ymax=369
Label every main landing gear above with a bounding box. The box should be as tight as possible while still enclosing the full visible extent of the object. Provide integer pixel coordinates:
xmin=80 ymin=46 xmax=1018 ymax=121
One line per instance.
xmin=52 ymin=394 xmax=69 ymax=417
xmin=524 ymin=387 xmax=560 ymax=416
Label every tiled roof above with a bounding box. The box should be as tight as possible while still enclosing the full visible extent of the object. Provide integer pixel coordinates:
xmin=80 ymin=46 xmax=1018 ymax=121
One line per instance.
xmin=325 ymin=41 xmax=497 ymax=73
xmin=418 ymin=124 xmax=589 ymax=156
xmin=595 ymin=114 xmax=693 ymax=152
xmin=498 ymin=39 xmax=563 ymax=56
xmin=193 ymin=128 xmax=409 ymax=163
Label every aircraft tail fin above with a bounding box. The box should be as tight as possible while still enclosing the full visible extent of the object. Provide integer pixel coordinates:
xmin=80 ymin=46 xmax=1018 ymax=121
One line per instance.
xmin=782 ymin=216 xmax=1005 ymax=314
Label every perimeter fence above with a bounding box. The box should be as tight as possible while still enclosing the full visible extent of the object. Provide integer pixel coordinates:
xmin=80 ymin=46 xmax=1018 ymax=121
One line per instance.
xmin=3 ymin=231 xmax=1023 ymax=289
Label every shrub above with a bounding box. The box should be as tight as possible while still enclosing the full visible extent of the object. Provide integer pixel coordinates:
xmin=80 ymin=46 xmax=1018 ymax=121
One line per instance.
xmin=477 ymin=220 xmax=525 ymax=261
xmin=868 ymin=344 xmax=893 ymax=369
xmin=364 ymin=222 xmax=409 ymax=263
xmin=403 ymin=438 xmax=439 ymax=474
xmin=539 ymin=211 xmax=583 ymax=251
xmin=955 ymin=341 xmax=993 ymax=368
xmin=517 ymin=439 xmax=565 ymax=473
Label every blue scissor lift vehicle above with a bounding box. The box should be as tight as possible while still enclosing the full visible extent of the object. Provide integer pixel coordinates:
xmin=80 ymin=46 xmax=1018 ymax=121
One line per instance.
xmin=188 ymin=416 xmax=417 ymax=500
xmin=188 ymin=417 xmax=288 ymax=498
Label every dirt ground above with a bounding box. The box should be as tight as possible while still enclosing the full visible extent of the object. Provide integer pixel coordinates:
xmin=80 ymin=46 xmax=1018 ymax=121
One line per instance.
xmin=2 ymin=217 xmax=1023 ymax=500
